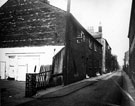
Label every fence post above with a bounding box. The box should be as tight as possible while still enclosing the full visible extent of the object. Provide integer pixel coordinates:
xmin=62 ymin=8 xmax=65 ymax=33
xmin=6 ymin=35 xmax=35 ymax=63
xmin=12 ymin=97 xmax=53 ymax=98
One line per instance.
xmin=25 ymin=73 xmax=37 ymax=97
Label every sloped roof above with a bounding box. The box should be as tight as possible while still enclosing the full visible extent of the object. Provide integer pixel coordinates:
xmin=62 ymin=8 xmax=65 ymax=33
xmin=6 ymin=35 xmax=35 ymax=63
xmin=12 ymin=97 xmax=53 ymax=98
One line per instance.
xmin=90 ymin=32 xmax=102 ymax=39
xmin=0 ymin=0 xmax=66 ymax=47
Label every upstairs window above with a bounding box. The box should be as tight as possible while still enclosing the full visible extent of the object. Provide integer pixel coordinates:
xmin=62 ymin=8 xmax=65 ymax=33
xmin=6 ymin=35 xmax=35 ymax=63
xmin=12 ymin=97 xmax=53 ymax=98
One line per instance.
xmin=89 ymin=39 xmax=92 ymax=49
xmin=94 ymin=43 xmax=97 ymax=51
xmin=76 ymin=31 xmax=85 ymax=43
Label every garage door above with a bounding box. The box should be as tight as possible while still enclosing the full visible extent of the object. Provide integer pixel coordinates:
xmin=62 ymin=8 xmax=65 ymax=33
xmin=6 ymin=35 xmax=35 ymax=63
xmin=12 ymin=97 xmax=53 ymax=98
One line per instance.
xmin=17 ymin=56 xmax=40 ymax=81
xmin=18 ymin=65 xmax=27 ymax=81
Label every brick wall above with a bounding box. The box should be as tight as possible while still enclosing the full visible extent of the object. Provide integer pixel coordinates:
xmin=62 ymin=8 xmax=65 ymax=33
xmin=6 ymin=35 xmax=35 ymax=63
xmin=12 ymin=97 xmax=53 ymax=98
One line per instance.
xmin=0 ymin=0 xmax=66 ymax=47
xmin=128 ymin=0 xmax=135 ymax=87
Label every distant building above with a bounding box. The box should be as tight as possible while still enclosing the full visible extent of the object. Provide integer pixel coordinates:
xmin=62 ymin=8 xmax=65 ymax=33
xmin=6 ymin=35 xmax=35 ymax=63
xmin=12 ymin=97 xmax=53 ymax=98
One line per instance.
xmin=111 ymin=55 xmax=119 ymax=71
xmin=101 ymin=39 xmax=112 ymax=73
xmin=88 ymin=25 xmax=112 ymax=73
xmin=87 ymin=26 xmax=102 ymax=42
xmin=123 ymin=51 xmax=129 ymax=73
xmin=124 ymin=51 xmax=129 ymax=67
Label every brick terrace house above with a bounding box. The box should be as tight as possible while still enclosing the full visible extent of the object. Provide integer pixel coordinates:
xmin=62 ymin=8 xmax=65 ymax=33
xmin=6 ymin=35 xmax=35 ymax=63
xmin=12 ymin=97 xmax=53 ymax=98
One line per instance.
xmin=88 ymin=26 xmax=112 ymax=73
xmin=0 ymin=0 xmax=66 ymax=81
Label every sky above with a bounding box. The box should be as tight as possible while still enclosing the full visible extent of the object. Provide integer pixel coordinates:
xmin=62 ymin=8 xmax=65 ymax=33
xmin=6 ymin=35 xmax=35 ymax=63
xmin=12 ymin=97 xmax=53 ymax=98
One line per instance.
xmin=0 ymin=0 xmax=133 ymax=66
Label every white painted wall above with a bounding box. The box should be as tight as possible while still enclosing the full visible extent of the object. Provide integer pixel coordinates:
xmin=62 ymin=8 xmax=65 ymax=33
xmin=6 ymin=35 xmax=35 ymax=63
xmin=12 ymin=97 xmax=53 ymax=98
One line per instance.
xmin=101 ymin=39 xmax=106 ymax=73
xmin=0 ymin=46 xmax=64 ymax=81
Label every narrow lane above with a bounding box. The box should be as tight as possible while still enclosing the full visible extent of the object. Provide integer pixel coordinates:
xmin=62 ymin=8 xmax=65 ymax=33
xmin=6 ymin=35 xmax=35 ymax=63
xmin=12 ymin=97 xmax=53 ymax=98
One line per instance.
xmin=17 ymin=71 xmax=123 ymax=106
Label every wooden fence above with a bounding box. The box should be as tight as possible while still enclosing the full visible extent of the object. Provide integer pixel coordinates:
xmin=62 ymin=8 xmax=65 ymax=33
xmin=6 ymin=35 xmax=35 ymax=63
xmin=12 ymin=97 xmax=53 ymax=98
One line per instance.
xmin=36 ymin=70 xmax=52 ymax=90
xmin=25 ymin=70 xmax=63 ymax=97
xmin=25 ymin=70 xmax=52 ymax=97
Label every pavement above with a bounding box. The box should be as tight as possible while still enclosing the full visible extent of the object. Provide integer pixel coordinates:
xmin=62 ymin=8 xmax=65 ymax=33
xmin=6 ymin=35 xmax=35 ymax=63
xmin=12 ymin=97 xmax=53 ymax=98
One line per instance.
xmin=121 ymin=71 xmax=135 ymax=106
xmin=122 ymin=71 xmax=135 ymax=100
xmin=33 ymin=72 xmax=112 ymax=98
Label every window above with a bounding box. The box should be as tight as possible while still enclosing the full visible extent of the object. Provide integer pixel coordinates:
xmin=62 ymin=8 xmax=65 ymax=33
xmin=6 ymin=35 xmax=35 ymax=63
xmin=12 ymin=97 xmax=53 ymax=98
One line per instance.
xmin=81 ymin=31 xmax=85 ymax=42
xmin=108 ymin=45 xmax=110 ymax=50
xmin=76 ymin=31 xmax=85 ymax=43
xmin=89 ymin=39 xmax=92 ymax=49
xmin=94 ymin=43 xmax=97 ymax=51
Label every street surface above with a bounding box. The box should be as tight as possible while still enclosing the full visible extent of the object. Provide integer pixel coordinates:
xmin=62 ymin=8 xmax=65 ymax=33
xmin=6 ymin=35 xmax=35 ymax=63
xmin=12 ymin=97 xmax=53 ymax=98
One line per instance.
xmin=1 ymin=71 xmax=135 ymax=106
xmin=18 ymin=71 xmax=123 ymax=106
xmin=0 ymin=80 xmax=33 ymax=106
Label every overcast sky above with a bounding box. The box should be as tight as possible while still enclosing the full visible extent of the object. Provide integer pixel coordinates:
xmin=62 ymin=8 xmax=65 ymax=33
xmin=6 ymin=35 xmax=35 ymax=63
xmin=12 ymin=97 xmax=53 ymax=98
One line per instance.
xmin=0 ymin=0 xmax=132 ymax=66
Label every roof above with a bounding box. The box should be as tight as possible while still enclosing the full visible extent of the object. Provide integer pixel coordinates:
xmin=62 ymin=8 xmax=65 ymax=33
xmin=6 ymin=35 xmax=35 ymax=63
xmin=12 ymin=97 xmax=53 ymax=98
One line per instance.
xmin=69 ymin=14 xmax=102 ymax=47
xmin=90 ymin=32 xmax=102 ymax=39
xmin=0 ymin=0 xmax=66 ymax=47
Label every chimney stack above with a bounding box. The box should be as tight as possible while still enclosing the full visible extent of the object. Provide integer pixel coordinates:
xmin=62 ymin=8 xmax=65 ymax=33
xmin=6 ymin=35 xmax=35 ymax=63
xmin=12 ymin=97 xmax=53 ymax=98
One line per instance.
xmin=98 ymin=26 xmax=102 ymax=32
xmin=98 ymin=22 xmax=102 ymax=38
xmin=98 ymin=22 xmax=102 ymax=32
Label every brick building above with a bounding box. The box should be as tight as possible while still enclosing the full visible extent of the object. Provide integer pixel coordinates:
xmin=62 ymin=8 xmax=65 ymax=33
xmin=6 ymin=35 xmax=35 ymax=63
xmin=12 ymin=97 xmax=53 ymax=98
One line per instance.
xmin=0 ymin=0 xmax=66 ymax=80
xmin=128 ymin=0 xmax=135 ymax=84
xmin=88 ymin=26 xmax=112 ymax=73
xmin=0 ymin=0 xmax=102 ymax=84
